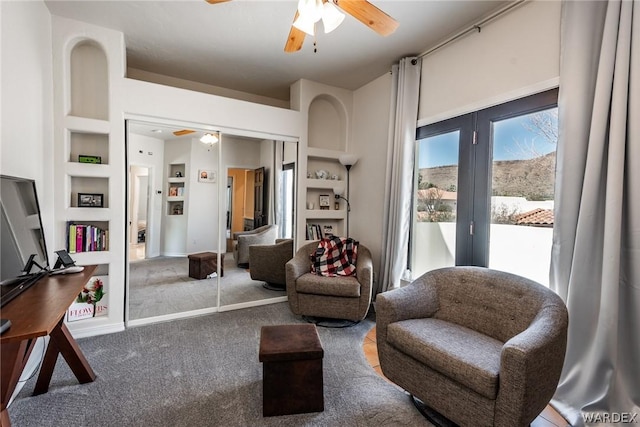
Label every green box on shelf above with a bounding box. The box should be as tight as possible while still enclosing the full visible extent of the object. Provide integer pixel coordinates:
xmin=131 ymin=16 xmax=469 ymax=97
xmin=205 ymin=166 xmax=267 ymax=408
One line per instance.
xmin=78 ymin=154 xmax=102 ymax=164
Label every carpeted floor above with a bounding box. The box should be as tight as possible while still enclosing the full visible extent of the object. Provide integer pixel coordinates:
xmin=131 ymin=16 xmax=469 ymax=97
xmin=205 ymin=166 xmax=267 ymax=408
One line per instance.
xmin=8 ymin=302 xmax=431 ymax=427
xmin=129 ymin=254 xmax=285 ymax=320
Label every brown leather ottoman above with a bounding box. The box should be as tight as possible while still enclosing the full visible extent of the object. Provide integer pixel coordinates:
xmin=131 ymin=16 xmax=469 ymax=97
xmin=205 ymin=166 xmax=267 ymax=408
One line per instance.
xmin=259 ymin=324 xmax=324 ymax=416
xmin=187 ymin=252 xmax=224 ymax=279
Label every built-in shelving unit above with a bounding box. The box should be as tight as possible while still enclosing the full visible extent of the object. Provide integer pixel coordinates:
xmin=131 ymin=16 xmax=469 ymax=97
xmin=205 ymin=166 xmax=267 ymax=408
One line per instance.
xmin=304 ymin=148 xmax=347 ymax=240
xmin=162 ymin=159 xmax=188 ymax=256
xmin=53 ymin=35 xmax=120 ymax=333
xmin=166 ymin=163 xmax=186 ymax=216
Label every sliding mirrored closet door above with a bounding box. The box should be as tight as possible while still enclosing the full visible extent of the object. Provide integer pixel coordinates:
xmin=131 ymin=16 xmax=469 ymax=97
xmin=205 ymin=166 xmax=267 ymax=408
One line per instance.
xmin=218 ymin=137 xmax=297 ymax=309
xmin=126 ymin=120 xmax=297 ymax=323
xmin=126 ymin=120 xmax=222 ymax=323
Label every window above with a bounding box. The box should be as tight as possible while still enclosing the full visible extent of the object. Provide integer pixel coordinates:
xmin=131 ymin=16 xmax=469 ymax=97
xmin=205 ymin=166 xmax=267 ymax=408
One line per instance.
xmin=411 ymin=89 xmax=558 ymax=285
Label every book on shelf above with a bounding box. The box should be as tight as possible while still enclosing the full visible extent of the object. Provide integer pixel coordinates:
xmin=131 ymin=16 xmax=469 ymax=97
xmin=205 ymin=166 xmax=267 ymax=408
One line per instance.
xmin=306 ymin=223 xmax=326 ymax=240
xmin=66 ymin=221 xmax=109 ymax=253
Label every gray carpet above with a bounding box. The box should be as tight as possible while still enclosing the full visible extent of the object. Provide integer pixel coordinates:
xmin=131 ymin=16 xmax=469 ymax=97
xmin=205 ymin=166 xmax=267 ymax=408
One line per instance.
xmin=129 ymin=254 xmax=285 ymax=320
xmin=9 ymin=302 xmax=431 ymax=427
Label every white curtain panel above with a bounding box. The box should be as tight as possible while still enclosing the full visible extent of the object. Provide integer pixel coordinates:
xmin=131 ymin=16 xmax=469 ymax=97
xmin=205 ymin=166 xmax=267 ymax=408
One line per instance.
xmin=377 ymin=57 xmax=421 ymax=294
xmin=551 ymin=1 xmax=639 ymax=425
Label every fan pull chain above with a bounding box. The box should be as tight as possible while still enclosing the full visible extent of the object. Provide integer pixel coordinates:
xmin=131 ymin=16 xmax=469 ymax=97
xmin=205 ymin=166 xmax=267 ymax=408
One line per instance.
xmin=313 ymin=29 xmax=318 ymax=53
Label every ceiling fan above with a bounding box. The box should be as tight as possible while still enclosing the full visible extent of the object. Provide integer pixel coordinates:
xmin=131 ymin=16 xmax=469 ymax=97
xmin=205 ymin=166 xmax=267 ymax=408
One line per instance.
xmin=205 ymin=0 xmax=399 ymax=53
xmin=173 ymin=129 xmax=195 ymax=136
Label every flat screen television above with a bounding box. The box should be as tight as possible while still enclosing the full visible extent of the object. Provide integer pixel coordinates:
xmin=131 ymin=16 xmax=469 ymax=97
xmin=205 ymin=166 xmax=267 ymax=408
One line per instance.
xmin=0 ymin=175 xmax=50 ymax=307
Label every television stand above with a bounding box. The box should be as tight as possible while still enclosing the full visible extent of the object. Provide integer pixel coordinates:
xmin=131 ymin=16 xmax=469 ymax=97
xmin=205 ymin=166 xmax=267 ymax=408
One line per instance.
xmin=0 ymin=266 xmax=97 ymax=427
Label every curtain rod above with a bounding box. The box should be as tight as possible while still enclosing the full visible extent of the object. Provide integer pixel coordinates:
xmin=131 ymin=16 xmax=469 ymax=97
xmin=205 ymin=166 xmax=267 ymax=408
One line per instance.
xmin=416 ymin=0 xmax=527 ymax=60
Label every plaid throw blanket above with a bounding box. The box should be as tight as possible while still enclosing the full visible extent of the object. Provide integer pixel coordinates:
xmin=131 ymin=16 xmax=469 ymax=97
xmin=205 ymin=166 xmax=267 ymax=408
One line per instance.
xmin=310 ymin=236 xmax=359 ymax=277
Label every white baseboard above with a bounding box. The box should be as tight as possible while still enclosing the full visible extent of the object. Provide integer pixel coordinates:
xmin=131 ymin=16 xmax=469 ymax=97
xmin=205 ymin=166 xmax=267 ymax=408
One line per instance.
xmin=126 ymin=306 xmax=219 ymax=327
xmin=218 ymin=296 xmax=288 ymax=312
xmin=70 ymin=322 xmax=125 ymax=339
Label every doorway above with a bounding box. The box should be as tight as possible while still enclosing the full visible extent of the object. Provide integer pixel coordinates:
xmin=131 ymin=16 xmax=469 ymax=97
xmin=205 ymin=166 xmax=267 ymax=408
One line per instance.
xmin=128 ymin=165 xmax=150 ymax=262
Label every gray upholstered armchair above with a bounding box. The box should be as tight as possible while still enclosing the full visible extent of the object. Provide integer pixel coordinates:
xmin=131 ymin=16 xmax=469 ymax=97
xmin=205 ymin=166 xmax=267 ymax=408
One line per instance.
xmin=285 ymin=240 xmax=373 ymax=322
xmin=376 ymin=266 xmax=568 ymax=427
xmin=249 ymin=238 xmax=294 ymax=289
xmin=232 ymin=224 xmax=278 ymax=267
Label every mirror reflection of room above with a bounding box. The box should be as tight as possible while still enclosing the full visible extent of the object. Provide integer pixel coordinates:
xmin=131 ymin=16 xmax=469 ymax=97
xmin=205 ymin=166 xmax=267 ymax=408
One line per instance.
xmin=127 ymin=121 xmax=221 ymax=322
xmin=220 ymin=138 xmax=297 ymax=307
xmin=126 ymin=121 xmax=296 ymax=322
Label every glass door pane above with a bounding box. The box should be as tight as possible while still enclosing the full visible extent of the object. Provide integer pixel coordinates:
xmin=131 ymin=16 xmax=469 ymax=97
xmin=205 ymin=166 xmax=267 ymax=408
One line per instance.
xmin=488 ymin=107 xmax=558 ymax=285
xmin=412 ymin=130 xmax=460 ymax=278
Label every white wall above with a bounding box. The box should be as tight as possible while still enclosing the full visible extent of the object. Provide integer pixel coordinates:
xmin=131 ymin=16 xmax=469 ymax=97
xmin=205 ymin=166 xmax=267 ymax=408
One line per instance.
xmin=128 ymin=133 xmax=165 ymax=258
xmin=351 ymin=72 xmax=393 ymax=281
xmin=222 ymin=136 xmax=262 ymax=168
xmin=418 ymin=0 xmax=561 ymax=125
xmin=186 ymin=138 xmax=219 ymax=254
xmin=121 ymin=78 xmax=301 ymax=141
xmin=127 ymin=68 xmax=289 ymax=110
xmin=0 ymin=1 xmax=54 ymax=262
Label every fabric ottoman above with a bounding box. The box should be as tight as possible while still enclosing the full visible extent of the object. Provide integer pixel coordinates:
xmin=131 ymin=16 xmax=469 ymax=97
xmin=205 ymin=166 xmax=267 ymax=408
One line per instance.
xmin=259 ymin=324 xmax=324 ymax=416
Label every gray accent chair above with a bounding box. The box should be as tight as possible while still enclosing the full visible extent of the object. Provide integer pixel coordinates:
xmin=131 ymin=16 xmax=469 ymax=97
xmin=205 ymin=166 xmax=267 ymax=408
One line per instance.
xmin=376 ymin=266 xmax=568 ymax=427
xmin=249 ymin=238 xmax=294 ymax=289
xmin=285 ymin=241 xmax=373 ymax=322
xmin=232 ymin=224 xmax=278 ymax=267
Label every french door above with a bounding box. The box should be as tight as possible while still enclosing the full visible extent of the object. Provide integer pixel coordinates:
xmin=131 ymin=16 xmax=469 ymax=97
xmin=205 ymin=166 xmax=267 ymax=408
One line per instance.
xmin=411 ymin=89 xmax=558 ymax=285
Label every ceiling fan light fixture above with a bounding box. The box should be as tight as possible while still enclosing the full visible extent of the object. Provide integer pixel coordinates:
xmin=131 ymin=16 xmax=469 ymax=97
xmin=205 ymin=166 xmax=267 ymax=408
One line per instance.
xmin=322 ymin=1 xmax=345 ymax=33
xmin=294 ymin=0 xmax=324 ymax=36
xmin=293 ymin=13 xmax=317 ymax=36
xmin=200 ymin=132 xmax=219 ymax=145
xmin=298 ymin=0 xmax=323 ymax=21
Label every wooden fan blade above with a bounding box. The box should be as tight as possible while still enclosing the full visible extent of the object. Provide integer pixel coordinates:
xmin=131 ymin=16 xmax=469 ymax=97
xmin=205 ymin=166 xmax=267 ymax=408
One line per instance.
xmin=173 ymin=129 xmax=196 ymax=136
xmin=205 ymin=0 xmax=232 ymax=4
xmin=335 ymin=0 xmax=399 ymax=36
xmin=284 ymin=10 xmax=306 ymax=53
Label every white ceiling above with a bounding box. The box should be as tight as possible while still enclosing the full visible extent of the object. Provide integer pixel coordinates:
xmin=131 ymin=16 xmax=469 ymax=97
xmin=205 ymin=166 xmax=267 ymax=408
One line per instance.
xmin=44 ymin=0 xmax=510 ymax=102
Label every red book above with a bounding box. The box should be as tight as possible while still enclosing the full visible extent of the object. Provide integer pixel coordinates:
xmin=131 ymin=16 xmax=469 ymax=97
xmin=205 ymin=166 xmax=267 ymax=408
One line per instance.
xmin=76 ymin=225 xmax=84 ymax=253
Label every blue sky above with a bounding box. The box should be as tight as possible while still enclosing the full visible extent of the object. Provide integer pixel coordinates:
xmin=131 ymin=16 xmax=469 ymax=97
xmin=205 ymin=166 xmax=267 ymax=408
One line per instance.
xmin=418 ymin=109 xmax=558 ymax=168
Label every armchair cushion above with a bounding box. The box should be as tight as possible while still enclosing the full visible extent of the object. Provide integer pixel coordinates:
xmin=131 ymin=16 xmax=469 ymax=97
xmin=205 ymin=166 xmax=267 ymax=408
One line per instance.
xmin=310 ymin=236 xmax=358 ymax=277
xmin=388 ymin=318 xmax=502 ymax=399
xmin=295 ymin=273 xmax=361 ymax=298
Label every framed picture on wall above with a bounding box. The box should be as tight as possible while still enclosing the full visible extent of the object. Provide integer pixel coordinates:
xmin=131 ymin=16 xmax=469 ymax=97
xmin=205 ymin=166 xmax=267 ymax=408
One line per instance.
xmin=198 ymin=169 xmax=216 ymax=183
xmin=78 ymin=193 xmax=103 ymax=208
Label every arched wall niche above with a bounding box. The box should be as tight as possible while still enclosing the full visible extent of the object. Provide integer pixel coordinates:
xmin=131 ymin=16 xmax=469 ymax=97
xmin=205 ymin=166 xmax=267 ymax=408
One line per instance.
xmin=308 ymin=94 xmax=347 ymax=151
xmin=69 ymin=39 xmax=109 ymax=120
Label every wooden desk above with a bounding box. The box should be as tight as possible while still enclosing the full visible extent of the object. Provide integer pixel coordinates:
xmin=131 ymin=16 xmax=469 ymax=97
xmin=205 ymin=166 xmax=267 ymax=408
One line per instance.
xmin=0 ymin=266 xmax=97 ymax=427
